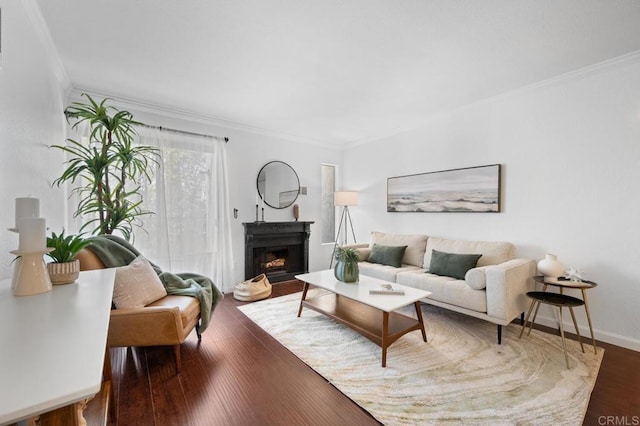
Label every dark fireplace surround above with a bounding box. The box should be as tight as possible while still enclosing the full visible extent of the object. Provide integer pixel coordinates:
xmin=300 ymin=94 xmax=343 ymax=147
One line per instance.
xmin=243 ymin=221 xmax=313 ymax=283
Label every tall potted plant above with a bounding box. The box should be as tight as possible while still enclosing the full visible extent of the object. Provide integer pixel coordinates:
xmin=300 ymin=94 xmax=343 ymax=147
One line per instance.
xmin=52 ymin=94 xmax=159 ymax=240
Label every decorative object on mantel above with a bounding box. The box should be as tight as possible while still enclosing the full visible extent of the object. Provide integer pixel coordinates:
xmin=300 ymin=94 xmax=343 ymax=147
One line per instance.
xmin=329 ymin=191 xmax=358 ymax=267
xmin=537 ymin=253 xmax=565 ymax=280
xmin=45 ymin=231 xmax=90 ymax=285
xmin=293 ymin=204 xmax=299 ymax=221
xmin=387 ymin=164 xmax=501 ymax=213
xmin=333 ymin=246 xmax=359 ymax=283
xmin=10 ymin=198 xmax=53 ymax=296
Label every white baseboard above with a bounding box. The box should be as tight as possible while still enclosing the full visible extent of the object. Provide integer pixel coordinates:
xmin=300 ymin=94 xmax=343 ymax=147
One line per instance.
xmin=529 ymin=314 xmax=640 ymax=352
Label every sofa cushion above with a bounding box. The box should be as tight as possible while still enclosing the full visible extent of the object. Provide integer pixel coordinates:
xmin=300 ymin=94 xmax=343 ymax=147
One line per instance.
xmin=113 ymin=255 xmax=168 ymax=309
xmin=465 ymin=266 xmax=491 ymax=290
xmin=358 ymin=261 xmax=422 ymax=283
xmin=370 ymin=232 xmax=428 ymax=267
xmin=396 ymin=270 xmax=487 ymax=313
xmin=368 ymin=244 xmax=407 ymax=268
xmin=423 ymin=237 xmax=515 ymax=269
xmin=429 ymin=250 xmax=482 ymax=280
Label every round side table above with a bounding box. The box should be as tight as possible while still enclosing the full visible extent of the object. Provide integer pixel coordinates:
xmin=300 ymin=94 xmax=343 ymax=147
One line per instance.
xmin=519 ymin=276 xmax=598 ymax=368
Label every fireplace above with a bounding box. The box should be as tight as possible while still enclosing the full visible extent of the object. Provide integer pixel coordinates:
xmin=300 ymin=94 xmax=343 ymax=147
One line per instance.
xmin=243 ymin=221 xmax=313 ymax=283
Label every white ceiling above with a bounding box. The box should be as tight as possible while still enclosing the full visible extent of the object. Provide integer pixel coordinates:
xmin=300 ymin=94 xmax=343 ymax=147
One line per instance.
xmin=35 ymin=0 xmax=640 ymax=146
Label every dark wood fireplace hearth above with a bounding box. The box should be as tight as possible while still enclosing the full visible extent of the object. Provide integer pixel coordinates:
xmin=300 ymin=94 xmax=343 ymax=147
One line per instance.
xmin=243 ymin=221 xmax=314 ymax=283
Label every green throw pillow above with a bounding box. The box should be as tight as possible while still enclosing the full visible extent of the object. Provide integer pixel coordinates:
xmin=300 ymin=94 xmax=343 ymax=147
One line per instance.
xmin=429 ymin=249 xmax=482 ymax=280
xmin=368 ymin=244 xmax=408 ymax=268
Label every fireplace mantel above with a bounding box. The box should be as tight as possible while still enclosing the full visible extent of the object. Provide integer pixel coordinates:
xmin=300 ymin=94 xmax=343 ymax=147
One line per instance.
xmin=243 ymin=221 xmax=314 ymax=283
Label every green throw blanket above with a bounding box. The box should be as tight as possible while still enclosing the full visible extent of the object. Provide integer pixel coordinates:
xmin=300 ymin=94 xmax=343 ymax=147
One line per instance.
xmin=86 ymin=235 xmax=224 ymax=333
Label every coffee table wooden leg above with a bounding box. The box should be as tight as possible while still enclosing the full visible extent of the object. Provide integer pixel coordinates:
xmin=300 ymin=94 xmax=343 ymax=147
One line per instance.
xmin=414 ymin=301 xmax=427 ymax=342
xmin=297 ymin=282 xmax=310 ymax=317
xmin=381 ymin=311 xmax=389 ymax=368
xmin=582 ymin=289 xmax=598 ymax=354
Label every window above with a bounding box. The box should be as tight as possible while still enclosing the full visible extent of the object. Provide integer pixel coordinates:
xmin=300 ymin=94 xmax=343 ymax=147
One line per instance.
xmin=321 ymin=164 xmax=336 ymax=244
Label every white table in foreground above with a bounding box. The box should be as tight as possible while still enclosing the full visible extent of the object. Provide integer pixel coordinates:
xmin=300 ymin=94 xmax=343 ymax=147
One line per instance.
xmin=0 ymin=269 xmax=115 ymax=425
xmin=295 ymin=270 xmax=432 ymax=367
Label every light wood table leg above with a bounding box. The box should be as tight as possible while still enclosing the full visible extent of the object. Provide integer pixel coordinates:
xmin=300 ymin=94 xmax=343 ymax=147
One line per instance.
xmin=526 ymin=283 xmax=547 ymax=336
xmin=568 ymin=307 xmax=585 ymax=353
xmin=520 ymin=298 xmax=537 ymax=338
xmin=39 ymin=399 xmax=90 ymax=426
xmin=557 ymin=307 xmax=570 ymax=369
xmin=581 ymin=289 xmax=598 ymax=354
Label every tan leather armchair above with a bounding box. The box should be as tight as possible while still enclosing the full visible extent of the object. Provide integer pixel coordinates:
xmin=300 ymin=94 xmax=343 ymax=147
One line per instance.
xmin=76 ymin=248 xmax=201 ymax=374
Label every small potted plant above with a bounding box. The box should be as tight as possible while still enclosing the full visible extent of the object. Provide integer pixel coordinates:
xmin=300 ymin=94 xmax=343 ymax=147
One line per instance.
xmin=333 ymin=246 xmax=360 ymax=283
xmin=46 ymin=231 xmax=91 ymax=285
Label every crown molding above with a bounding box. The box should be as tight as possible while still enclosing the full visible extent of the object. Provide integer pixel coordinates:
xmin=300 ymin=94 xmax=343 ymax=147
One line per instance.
xmin=343 ymin=49 xmax=640 ymax=149
xmin=68 ymin=86 xmax=344 ymax=150
xmin=66 ymin=48 xmax=640 ymax=152
xmin=21 ymin=0 xmax=71 ymax=92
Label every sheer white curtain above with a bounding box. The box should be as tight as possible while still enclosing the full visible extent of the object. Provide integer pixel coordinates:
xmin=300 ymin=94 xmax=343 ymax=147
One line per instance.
xmin=134 ymin=127 xmax=235 ymax=292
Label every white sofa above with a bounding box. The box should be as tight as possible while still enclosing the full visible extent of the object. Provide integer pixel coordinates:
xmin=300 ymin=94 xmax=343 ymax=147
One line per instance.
xmin=349 ymin=232 xmax=536 ymax=343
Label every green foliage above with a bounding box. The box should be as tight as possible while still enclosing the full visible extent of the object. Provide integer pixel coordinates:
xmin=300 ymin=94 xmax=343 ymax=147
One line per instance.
xmin=334 ymin=246 xmax=360 ymax=263
xmin=51 ymin=94 xmax=159 ymax=240
xmin=46 ymin=231 xmax=91 ymax=263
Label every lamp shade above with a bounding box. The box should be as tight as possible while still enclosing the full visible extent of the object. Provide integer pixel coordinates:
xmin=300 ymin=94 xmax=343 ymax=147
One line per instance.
xmin=334 ymin=191 xmax=358 ymax=206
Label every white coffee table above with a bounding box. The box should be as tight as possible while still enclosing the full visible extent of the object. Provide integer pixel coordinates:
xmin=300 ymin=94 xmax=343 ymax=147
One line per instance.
xmin=295 ymin=269 xmax=432 ymax=367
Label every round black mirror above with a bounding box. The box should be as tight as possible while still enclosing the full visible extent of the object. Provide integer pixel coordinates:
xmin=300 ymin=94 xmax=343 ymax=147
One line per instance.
xmin=257 ymin=161 xmax=300 ymax=209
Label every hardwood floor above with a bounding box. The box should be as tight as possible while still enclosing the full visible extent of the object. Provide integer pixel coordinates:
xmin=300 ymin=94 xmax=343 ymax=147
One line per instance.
xmin=93 ymin=281 xmax=639 ymax=426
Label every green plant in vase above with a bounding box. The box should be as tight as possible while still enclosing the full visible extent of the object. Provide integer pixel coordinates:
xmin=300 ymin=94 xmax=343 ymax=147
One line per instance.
xmin=46 ymin=231 xmax=91 ymax=285
xmin=333 ymin=246 xmax=360 ymax=283
xmin=51 ymin=94 xmax=159 ymax=240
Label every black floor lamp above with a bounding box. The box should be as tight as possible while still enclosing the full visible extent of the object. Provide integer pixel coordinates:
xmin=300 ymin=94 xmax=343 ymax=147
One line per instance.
xmin=330 ymin=191 xmax=358 ymax=267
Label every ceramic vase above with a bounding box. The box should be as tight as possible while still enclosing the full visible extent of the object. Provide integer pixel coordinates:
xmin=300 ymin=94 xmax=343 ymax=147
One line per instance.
xmin=334 ymin=260 xmax=359 ymax=283
xmin=537 ymin=254 xmax=564 ymax=280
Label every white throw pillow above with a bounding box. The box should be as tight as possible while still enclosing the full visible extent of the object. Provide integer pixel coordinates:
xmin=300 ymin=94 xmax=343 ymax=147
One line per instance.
xmin=113 ymin=255 xmax=167 ymax=309
xmin=465 ymin=266 xmax=491 ymax=290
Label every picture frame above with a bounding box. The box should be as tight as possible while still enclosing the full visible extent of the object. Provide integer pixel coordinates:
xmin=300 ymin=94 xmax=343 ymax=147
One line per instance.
xmin=387 ymin=164 xmax=501 ymax=213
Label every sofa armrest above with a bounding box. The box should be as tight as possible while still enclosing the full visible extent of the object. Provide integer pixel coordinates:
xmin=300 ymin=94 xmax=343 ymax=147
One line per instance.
xmin=341 ymin=243 xmax=371 ymax=261
xmin=108 ymin=306 xmax=184 ymax=347
xmin=485 ymin=258 xmax=536 ymax=323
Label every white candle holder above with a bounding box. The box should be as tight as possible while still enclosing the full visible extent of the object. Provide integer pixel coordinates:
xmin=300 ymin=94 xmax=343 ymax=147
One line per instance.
xmin=10 ymin=249 xmax=54 ymax=296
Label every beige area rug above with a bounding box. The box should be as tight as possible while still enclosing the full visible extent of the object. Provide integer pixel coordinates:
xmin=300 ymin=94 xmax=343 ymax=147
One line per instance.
xmin=238 ymin=290 xmax=604 ymax=425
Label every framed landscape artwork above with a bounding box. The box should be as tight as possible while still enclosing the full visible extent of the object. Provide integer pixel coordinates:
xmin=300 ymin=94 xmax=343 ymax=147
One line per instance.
xmin=387 ymin=164 xmax=501 ymax=213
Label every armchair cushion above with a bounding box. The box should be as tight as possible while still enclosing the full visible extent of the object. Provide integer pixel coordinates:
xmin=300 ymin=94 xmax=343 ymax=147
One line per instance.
xmin=113 ymin=255 xmax=167 ymax=309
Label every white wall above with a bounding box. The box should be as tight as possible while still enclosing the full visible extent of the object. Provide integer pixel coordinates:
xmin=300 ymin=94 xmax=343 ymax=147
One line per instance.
xmin=0 ymin=1 xmax=68 ymax=279
xmin=342 ymin=54 xmax=640 ymax=350
xmin=97 ymin=106 xmax=343 ymax=289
